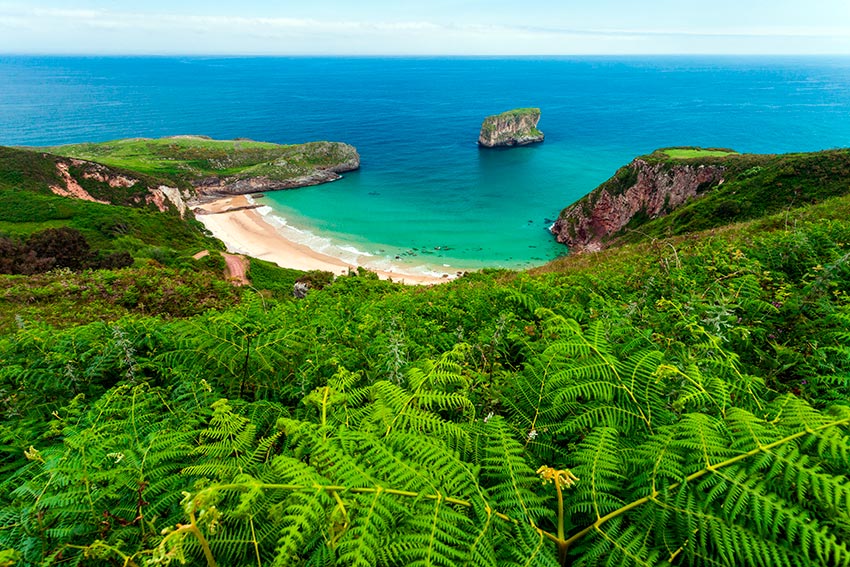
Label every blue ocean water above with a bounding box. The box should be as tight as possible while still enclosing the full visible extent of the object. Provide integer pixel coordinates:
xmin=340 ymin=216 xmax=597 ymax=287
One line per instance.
xmin=2 ymin=56 xmax=850 ymax=272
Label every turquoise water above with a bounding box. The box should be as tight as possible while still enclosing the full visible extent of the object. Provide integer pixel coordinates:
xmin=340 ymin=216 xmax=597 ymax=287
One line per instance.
xmin=2 ymin=56 xmax=850 ymax=272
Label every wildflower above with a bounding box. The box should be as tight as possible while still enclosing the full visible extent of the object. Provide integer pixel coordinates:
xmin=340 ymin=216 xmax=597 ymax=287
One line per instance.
xmin=536 ymin=465 xmax=579 ymax=489
xmin=24 ymin=446 xmax=44 ymax=463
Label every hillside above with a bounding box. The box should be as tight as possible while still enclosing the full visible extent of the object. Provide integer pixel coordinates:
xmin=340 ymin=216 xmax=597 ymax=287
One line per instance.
xmin=0 ymin=137 xmax=362 ymax=328
xmin=551 ymin=147 xmax=850 ymax=252
xmin=0 ymin=145 xmax=192 ymax=214
xmin=0 ymin=145 xmax=849 ymax=567
xmin=0 ymin=145 xmax=245 ymax=328
xmin=0 ymin=146 xmax=215 ymax=249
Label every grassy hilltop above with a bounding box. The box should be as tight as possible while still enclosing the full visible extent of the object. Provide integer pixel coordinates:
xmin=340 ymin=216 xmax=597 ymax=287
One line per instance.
xmin=50 ymin=135 xmax=360 ymax=185
xmin=0 ymin=143 xmax=849 ymax=566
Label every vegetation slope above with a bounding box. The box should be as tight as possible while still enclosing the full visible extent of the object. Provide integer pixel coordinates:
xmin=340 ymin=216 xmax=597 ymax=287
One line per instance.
xmin=556 ymin=146 xmax=850 ymax=250
xmin=0 ymin=145 xmax=237 ymax=329
xmin=0 ymin=146 xmax=848 ymax=567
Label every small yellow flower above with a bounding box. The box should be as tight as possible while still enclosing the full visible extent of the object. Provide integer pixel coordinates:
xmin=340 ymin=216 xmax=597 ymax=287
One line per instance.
xmin=536 ymin=465 xmax=579 ymax=489
xmin=24 ymin=445 xmax=44 ymax=463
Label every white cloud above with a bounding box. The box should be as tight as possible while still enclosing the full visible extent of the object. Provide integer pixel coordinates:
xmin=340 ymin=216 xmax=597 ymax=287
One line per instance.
xmin=0 ymin=2 xmax=848 ymax=54
xmin=0 ymin=15 xmax=28 ymax=28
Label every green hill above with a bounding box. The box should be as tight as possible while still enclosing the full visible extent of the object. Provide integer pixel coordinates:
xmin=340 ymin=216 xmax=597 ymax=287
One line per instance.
xmin=552 ymin=147 xmax=850 ymax=252
xmin=635 ymin=147 xmax=850 ymax=239
xmin=0 ymin=145 xmax=242 ymax=327
xmin=0 ymin=146 xmax=206 ymax=240
xmin=49 ymin=135 xmax=360 ymax=194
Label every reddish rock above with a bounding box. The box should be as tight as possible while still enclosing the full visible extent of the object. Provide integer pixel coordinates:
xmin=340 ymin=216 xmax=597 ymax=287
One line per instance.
xmin=551 ymin=158 xmax=725 ymax=252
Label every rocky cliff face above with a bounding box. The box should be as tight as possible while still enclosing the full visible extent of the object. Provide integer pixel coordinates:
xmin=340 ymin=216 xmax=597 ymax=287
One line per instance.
xmin=192 ymin=144 xmax=360 ymax=199
xmin=47 ymin=157 xmax=193 ymax=217
xmin=550 ymin=158 xmax=726 ymax=252
xmin=478 ymin=108 xmax=544 ymax=148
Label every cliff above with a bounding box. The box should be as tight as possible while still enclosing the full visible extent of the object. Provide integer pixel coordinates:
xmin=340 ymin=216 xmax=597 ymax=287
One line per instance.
xmin=478 ymin=108 xmax=544 ymax=148
xmin=191 ymin=141 xmax=360 ymax=199
xmin=48 ymin=137 xmax=360 ymax=202
xmin=550 ymin=151 xmax=727 ymax=252
xmin=0 ymin=146 xmax=192 ymax=217
xmin=550 ymin=147 xmax=850 ymax=253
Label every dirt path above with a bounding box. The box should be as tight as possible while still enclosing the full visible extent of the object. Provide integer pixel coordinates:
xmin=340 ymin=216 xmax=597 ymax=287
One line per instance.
xmin=222 ymin=253 xmax=249 ymax=286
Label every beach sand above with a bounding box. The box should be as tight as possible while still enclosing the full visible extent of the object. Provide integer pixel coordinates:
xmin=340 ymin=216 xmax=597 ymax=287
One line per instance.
xmin=193 ymin=196 xmax=456 ymax=285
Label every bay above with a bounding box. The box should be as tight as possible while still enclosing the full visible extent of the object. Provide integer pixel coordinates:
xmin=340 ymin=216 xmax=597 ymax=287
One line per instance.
xmin=2 ymin=56 xmax=849 ymax=271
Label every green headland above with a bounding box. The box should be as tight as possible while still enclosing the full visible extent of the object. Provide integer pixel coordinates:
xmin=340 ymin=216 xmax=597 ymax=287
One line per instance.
xmin=48 ymin=135 xmax=360 ymax=185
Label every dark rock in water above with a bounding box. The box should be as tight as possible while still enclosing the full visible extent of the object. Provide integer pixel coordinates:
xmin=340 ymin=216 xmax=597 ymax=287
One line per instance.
xmin=478 ymin=108 xmax=545 ymax=148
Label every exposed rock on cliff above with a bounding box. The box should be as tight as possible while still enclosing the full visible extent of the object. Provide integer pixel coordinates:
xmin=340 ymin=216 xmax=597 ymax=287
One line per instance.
xmin=45 ymin=156 xmax=192 ymax=217
xmin=551 ymin=156 xmax=726 ymax=252
xmin=478 ymin=108 xmax=544 ymax=148
xmin=193 ymin=142 xmax=360 ymax=199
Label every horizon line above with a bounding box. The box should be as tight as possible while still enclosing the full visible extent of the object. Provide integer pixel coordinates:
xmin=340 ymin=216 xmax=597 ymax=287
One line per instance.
xmin=3 ymin=52 xmax=850 ymax=58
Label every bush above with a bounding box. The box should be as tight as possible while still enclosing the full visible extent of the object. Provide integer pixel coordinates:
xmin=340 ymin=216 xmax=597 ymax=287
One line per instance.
xmin=26 ymin=227 xmax=90 ymax=270
xmin=92 ymin=250 xmax=134 ymax=270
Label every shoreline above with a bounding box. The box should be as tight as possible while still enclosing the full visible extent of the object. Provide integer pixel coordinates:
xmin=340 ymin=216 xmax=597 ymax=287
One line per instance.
xmin=193 ymin=195 xmax=463 ymax=286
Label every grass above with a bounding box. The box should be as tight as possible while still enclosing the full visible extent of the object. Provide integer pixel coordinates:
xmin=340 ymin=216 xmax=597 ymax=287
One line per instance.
xmin=0 ymin=261 xmax=240 ymax=332
xmin=0 ymin=189 xmax=213 ymax=251
xmin=489 ymin=108 xmax=541 ymax=119
xmin=48 ymin=136 xmax=358 ymax=183
xmin=663 ymin=148 xmax=739 ymax=159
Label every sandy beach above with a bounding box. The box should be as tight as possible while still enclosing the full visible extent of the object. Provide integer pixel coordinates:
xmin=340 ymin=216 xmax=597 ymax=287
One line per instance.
xmin=193 ymin=195 xmax=457 ymax=285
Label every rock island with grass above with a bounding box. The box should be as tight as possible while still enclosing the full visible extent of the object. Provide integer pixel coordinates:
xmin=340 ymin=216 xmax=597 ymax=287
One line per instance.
xmin=478 ymin=108 xmax=544 ymax=148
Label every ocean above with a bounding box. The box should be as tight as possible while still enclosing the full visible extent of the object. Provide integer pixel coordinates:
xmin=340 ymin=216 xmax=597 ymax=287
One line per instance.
xmin=2 ymin=56 xmax=850 ymax=273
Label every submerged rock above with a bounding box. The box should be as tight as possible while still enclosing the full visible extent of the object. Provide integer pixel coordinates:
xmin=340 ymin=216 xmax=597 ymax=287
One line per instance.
xmin=478 ymin=108 xmax=545 ymax=148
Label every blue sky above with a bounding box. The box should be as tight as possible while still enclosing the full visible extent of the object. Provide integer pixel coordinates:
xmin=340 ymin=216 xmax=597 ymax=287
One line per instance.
xmin=1 ymin=0 xmax=849 ymax=55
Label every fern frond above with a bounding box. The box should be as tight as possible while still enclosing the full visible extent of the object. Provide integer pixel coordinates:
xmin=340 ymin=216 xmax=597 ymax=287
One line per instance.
xmin=478 ymin=417 xmax=548 ymax=525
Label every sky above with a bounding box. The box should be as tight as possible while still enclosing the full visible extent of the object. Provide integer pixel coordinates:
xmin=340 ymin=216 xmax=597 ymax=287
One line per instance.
xmin=1 ymin=0 xmax=849 ymax=55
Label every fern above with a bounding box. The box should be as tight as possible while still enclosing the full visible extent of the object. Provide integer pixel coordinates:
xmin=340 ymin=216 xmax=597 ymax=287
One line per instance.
xmin=3 ymin=229 xmax=850 ymax=567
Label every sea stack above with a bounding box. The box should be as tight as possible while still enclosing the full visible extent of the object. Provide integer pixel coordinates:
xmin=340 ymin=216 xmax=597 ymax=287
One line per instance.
xmin=478 ymin=108 xmax=545 ymax=148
